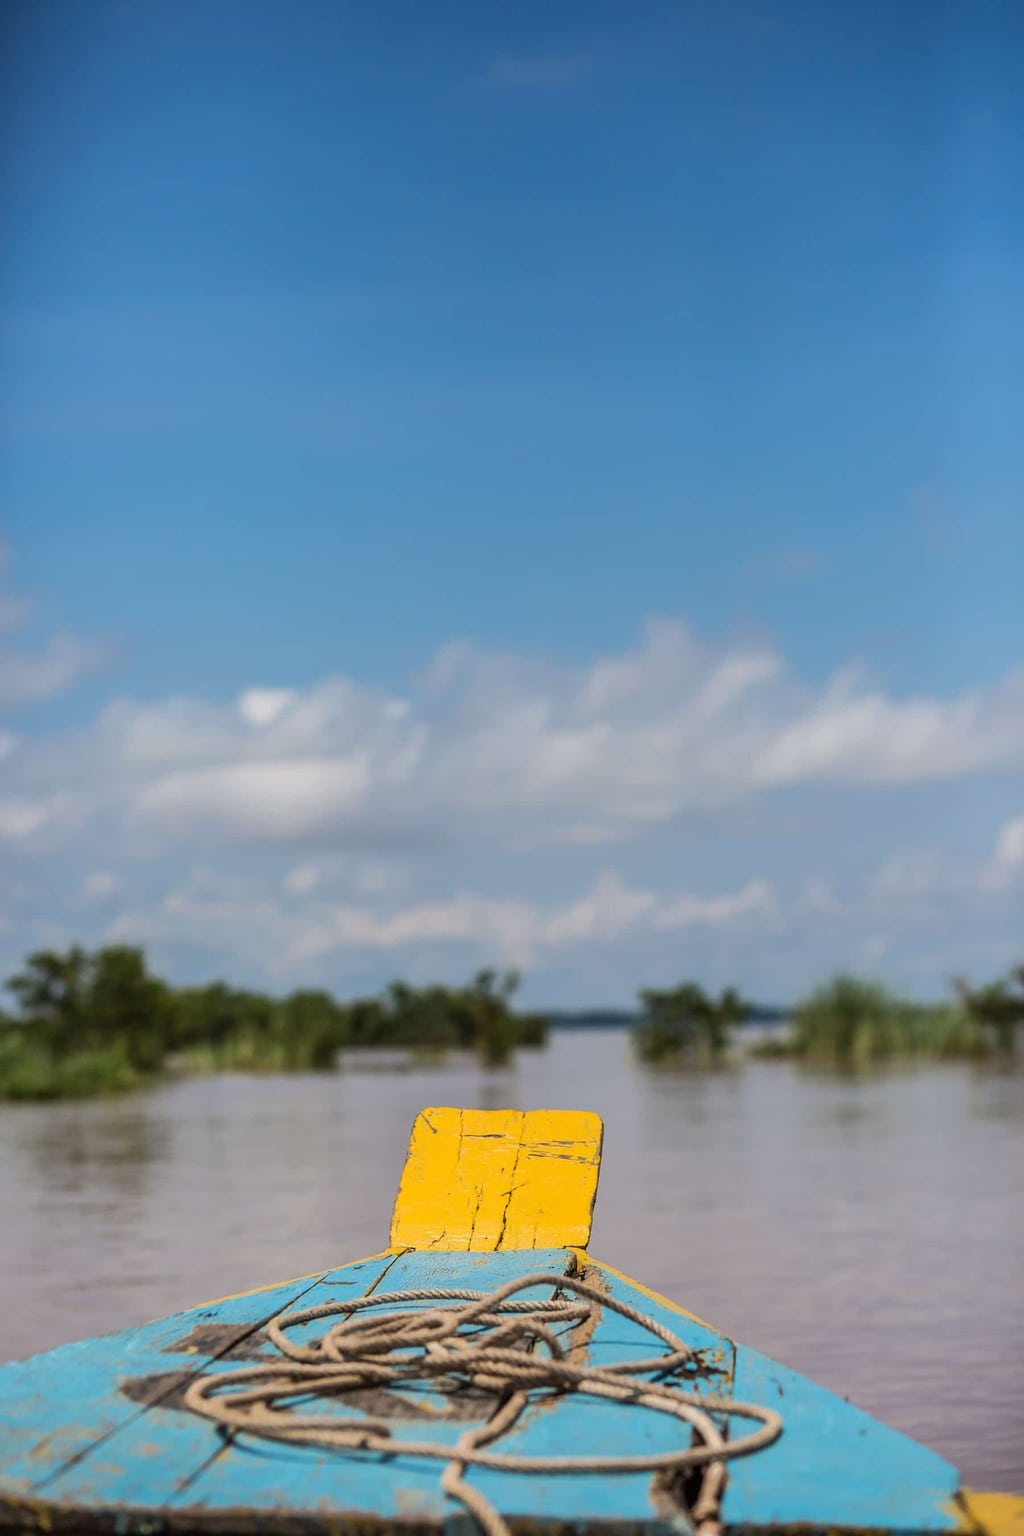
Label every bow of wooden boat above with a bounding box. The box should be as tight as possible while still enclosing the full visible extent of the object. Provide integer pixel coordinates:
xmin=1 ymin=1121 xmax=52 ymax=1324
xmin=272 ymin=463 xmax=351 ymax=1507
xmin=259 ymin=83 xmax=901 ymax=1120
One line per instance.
xmin=0 ymin=1105 xmax=1019 ymax=1536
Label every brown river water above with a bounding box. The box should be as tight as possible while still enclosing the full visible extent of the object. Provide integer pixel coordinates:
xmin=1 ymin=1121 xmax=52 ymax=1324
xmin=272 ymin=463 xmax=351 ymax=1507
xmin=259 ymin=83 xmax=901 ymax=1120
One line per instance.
xmin=1 ymin=1029 xmax=1021 ymax=1491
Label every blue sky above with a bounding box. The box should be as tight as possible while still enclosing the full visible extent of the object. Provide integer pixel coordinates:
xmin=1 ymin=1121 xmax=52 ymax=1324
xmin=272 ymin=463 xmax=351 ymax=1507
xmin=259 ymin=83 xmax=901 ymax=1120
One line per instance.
xmin=1 ymin=0 xmax=1022 ymax=1005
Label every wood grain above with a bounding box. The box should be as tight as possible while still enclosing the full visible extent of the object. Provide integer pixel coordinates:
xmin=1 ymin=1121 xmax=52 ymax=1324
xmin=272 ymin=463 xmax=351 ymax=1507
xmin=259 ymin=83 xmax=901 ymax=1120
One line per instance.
xmin=388 ymin=1107 xmax=603 ymax=1252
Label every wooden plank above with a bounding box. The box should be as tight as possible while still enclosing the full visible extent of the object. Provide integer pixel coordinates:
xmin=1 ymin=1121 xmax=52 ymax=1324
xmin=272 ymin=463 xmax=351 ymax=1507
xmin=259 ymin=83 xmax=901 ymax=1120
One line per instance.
xmin=15 ymin=1249 xmax=432 ymax=1523
xmin=27 ymin=1247 xmax=734 ymax=1533
xmin=389 ymin=1106 xmax=603 ymax=1252
xmin=0 ymin=1255 xmax=396 ymax=1511
xmin=722 ymin=1335 xmax=962 ymax=1532
xmin=462 ymin=1255 xmax=737 ymax=1529
xmin=0 ymin=1245 xmax=980 ymax=1535
xmin=164 ymin=1250 xmax=578 ymax=1526
xmin=960 ymin=1492 xmax=1024 ymax=1536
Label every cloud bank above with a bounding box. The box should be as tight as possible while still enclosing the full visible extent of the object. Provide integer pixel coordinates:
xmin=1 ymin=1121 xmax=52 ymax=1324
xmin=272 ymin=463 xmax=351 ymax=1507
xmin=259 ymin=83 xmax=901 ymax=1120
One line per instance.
xmin=107 ymin=869 xmax=779 ymax=974
xmin=1 ymin=600 xmax=1021 ymax=995
xmin=4 ymin=620 xmax=1024 ymax=858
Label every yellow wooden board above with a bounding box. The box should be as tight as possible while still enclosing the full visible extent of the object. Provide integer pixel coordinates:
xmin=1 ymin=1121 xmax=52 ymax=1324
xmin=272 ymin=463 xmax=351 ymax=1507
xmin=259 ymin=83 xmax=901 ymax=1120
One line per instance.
xmin=960 ymin=1492 xmax=1024 ymax=1536
xmin=389 ymin=1106 xmax=603 ymax=1251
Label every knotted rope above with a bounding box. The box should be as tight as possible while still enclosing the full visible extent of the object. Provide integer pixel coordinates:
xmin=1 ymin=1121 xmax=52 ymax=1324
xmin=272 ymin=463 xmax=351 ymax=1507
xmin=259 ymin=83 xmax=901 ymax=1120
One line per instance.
xmin=184 ymin=1270 xmax=782 ymax=1536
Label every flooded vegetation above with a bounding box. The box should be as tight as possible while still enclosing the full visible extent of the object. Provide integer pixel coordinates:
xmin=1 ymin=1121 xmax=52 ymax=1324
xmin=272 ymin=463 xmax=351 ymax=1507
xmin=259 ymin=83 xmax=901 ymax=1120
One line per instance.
xmin=772 ymin=969 xmax=1024 ymax=1066
xmin=0 ymin=948 xmax=546 ymax=1100
xmin=632 ymin=983 xmax=748 ymax=1065
xmin=782 ymin=977 xmax=997 ymax=1065
xmin=633 ymin=973 xmax=1022 ymax=1067
xmin=2 ymin=947 xmax=1020 ymax=1100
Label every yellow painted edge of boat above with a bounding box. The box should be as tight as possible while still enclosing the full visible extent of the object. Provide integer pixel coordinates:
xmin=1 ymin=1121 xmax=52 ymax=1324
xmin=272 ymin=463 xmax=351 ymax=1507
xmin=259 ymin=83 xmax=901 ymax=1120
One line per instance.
xmin=389 ymin=1105 xmax=603 ymax=1252
xmin=575 ymin=1250 xmax=719 ymax=1332
xmin=956 ymin=1491 xmax=1024 ymax=1536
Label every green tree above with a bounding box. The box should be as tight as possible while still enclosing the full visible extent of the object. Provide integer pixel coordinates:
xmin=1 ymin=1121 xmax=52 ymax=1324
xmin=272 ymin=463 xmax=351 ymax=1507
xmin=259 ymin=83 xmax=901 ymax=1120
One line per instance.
xmin=346 ymin=995 xmax=389 ymax=1046
xmin=466 ymin=970 xmax=521 ymax=1068
xmin=6 ymin=947 xmax=91 ymax=1049
xmin=85 ymin=946 xmax=174 ymax=1070
xmin=1 ymin=943 xmax=551 ymax=1098
xmin=954 ymin=966 xmax=1024 ymax=1055
xmin=277 ymin=989 xmax=351 ymax=1068
xmin=633 ymin=981 xmax=746 ymax=1064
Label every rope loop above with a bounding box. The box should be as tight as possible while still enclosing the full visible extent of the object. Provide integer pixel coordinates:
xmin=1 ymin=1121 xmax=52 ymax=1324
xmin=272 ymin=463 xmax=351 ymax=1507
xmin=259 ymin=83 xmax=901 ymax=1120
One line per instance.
xmin=184 ymin=1270 xmax=782 ymax=1536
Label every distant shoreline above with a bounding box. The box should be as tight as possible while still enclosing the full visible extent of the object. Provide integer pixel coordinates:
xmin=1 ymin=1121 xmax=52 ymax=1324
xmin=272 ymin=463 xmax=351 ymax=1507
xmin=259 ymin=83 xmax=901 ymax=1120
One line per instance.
xmin=544 ymin=1006 xmax=792 ymax=1029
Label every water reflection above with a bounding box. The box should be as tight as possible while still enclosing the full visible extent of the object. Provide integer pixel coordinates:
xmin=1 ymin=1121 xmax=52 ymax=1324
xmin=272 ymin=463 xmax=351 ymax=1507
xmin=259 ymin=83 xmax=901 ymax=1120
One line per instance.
xmin=18 ymin=1103 xmax=172 ymax=1197
xmin=0 ymin=1031 xmax=1021 ymax=1492
xmin=477 ymin=1072 xmax=519 ymax=1112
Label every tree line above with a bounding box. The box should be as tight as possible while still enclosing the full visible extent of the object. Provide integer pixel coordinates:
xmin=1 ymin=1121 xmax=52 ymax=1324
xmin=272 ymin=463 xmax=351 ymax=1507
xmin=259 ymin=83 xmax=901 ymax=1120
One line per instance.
xmin=632 ymin=970 xmax=1024 ymax=1067
xmin=2 ymin=944 xmax=1020 ymax=1100
xmin=0 ymin=946 xmax=547 ymax=1100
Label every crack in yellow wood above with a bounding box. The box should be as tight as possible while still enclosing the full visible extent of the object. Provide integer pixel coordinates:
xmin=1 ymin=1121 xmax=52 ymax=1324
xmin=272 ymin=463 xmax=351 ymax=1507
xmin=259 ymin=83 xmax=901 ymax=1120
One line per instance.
xmin=389 ymin=1107 xmax=603 ymax=1251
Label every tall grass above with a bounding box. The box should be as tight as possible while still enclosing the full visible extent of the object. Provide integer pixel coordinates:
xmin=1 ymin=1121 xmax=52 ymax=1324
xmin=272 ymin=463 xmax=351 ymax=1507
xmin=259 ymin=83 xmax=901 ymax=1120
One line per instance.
xmin=789 ymin=976 xmax=989 ymax=1066
xmin=0 ymin=1032 xmax=140 ymax=1100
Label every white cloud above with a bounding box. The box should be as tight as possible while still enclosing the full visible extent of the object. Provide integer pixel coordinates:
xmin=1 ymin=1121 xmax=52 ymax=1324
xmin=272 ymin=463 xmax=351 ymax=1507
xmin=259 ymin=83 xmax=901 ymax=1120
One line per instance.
xmin=0 ymin=632 xmax=110 ymax=713
xmin=542 ymin=871 xmax=777 ymax=949
xmin=0 ymin=796 xmax=55 ymax=840
xmin=750 ymin=667 xmax=1024 ymax=788
xmin=108 ymin=867 xmax=779 ymax=973
xmin=135 ymin=757 xmax=373 ymax=841
xmin=284 ymin=857 xmax=404 ymax=902
xmin=873 ymin=849 xmax=958 ymax=900
xmin=0 ymin=792 xmax=79 ymax=842
xmin=860 ymin=823 xmax=1024 ymax=920
xmin=994 ymin=813 xmax=1024 ymax=870
xmin=238 ymin=687 xmax=297 ymax=728
xmin=10 ymin=553 xmax=1019 ymax=992
xmin=352 ymin=860 xmax=403 ymax=896
xmin=82 ymin=870 xmax=120 ymax=900
xmin=3 ymin=620 xmax=1024 ymax=865
xmin=799 ymin=877 xmax=842 ymax=915
xmin=284 ymin=862 xmax=320 ymax=897
xmin=0 ymin=556 xmax=110 ymax=712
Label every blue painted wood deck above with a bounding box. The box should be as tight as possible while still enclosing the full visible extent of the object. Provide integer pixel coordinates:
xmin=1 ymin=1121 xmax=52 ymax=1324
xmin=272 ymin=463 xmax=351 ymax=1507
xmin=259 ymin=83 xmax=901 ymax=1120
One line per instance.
xmin=0 ymin=1247 xmax=963 ymax=1533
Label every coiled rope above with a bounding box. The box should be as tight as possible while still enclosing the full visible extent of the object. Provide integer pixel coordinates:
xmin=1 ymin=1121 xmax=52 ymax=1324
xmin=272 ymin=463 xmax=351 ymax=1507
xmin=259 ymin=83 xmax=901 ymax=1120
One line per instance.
xmin=184 ymin=1270 xmax=783 ymax=1536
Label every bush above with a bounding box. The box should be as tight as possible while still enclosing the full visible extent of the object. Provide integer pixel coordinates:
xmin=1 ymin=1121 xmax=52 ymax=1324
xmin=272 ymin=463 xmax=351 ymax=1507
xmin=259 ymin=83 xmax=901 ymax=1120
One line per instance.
xmin=954 ymin=967 xmax=1024 ymax=1055
xmin=0 ymin=1032 xmax=139 ymax=1101
xmin=633 ymin=983 xmax=746 ymax=1065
